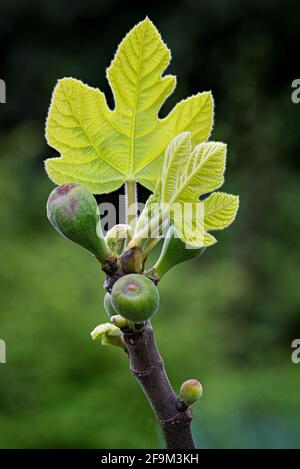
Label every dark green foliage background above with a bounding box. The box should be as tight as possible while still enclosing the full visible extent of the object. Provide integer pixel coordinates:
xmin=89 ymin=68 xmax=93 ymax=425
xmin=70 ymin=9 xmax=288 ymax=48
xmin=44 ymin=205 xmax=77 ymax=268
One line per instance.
xmin=0 ymin=0 xmax=300 ymax=448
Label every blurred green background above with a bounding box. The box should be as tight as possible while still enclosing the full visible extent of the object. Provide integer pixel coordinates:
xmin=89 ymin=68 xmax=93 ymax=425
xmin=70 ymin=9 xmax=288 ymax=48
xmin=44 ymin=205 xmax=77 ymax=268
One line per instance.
xmin=1 ymin=0 xmax=300 ymax=449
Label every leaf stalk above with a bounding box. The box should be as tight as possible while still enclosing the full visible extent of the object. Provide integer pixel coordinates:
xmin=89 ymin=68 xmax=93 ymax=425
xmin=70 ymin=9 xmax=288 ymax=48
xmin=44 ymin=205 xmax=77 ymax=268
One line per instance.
xmin=125 ymin=181 xmax=138 ymax=232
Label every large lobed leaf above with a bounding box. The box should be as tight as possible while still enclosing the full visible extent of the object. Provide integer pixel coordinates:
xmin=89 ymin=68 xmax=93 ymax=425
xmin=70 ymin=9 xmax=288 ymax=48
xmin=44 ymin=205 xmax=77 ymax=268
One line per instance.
xmin=45 ymin=18 xmax=213 ymax=193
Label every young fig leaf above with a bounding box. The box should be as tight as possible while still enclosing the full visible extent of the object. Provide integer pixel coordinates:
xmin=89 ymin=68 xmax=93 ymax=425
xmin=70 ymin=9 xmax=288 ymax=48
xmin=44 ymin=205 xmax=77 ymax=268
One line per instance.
xmin=129 ymin=132 xmax=238 ymax=250
xmin=44 ymin=18 xmax=213 ymax=193
xmin=161 ymin=132 xmax=227 ymax=203
xmin=204 ymin=192 xmax=239 ymax=231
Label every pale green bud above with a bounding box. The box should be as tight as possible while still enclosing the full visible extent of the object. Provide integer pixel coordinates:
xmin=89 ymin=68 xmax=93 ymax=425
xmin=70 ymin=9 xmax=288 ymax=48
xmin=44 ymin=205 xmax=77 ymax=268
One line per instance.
xmin=105 ymin=224 xmax=133 ymax=255
xmin=90 ymin=323 xmax=126 ymax=351
xmin=179 ymin=379 xmax=203 ymax=406
xmin=111 ymin=315 xmax=130 ymax=329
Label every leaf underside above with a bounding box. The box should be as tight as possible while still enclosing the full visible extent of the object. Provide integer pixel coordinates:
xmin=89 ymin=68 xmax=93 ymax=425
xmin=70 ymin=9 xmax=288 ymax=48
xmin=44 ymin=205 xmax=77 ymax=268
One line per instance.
xmin=45 ymin=18 xmax=213 ymax=194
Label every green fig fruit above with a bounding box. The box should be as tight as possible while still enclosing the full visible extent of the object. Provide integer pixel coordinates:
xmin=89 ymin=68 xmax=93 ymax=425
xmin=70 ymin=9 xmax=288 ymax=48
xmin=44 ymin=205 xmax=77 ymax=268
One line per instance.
xmin=152 ymin=227 xmax=205 ymax=278
xmin=47 ymin=183 xmax=110 ymax=263
xmin=179 ymin=379 xmax=203 ymax=406
xmin=104 ymin=292 xmax=117 ymax=318
xmin=111 ymin=274 xmax=159 ymax=323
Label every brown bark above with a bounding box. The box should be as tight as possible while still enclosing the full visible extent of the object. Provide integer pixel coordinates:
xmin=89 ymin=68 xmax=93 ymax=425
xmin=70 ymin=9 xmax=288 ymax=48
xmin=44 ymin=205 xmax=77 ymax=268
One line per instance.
xmin=123 ymin=322 xmax=195 ymax=449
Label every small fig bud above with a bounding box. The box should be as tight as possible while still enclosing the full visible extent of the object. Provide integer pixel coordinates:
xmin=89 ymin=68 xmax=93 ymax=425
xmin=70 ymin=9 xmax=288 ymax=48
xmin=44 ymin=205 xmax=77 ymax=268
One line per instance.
xmin=104 ymin=292 xmax=117 ymax=318
xmin=90 ymin=323 xmax=126 ymax=351
xmin=111 ymin=274 xmax=159 ymax=323
xmin=179 ymin=379 xmax=203 ymax=407
xmin=111 ymin=314 xmax=130 ymax=329
xmin=105 ymin=224 xmax=133 ymax=255
xmin=121 ymin=247 xmax=143 ymax=274
xmin=153 ymin=227 xmax=205 ymax=278
xmin=47 ymin=183 xmax=110 ymax=263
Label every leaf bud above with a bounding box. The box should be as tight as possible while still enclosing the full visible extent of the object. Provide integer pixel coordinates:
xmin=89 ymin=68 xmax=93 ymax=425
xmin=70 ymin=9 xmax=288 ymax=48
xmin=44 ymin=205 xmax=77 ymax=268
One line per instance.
xmin=110 ymin=315 xmax=130 ymax=329
xmin=121 ymin=247 xmax=143 ymax=274
xmin=105 ymin=224 xmax=133 ymax=255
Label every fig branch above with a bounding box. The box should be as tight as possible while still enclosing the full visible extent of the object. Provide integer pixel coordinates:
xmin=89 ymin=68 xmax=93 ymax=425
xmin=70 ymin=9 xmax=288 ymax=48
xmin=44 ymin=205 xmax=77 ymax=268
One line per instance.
xmin=47 ymin=182 xmax=204 ymax=449
xmin=122 ymin=322 xmax=196 ymax=449
xmin=44 ymin=18 xmax=239 ymax=451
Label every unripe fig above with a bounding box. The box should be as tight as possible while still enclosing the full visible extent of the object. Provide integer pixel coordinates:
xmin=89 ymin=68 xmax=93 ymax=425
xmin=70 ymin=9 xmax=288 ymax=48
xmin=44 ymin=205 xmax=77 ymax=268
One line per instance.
xmin=104 ymin=292 xmax=117 ymax=318
xmin=111 ymin=274 xmax=159 ymax=323
xmin=179 ymin=379 xmax=203 ymax=407
xmin=47 ymin=183 xmax=110 ymax=263
xmin=153 ymin=227 xmax=204 ymax=278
